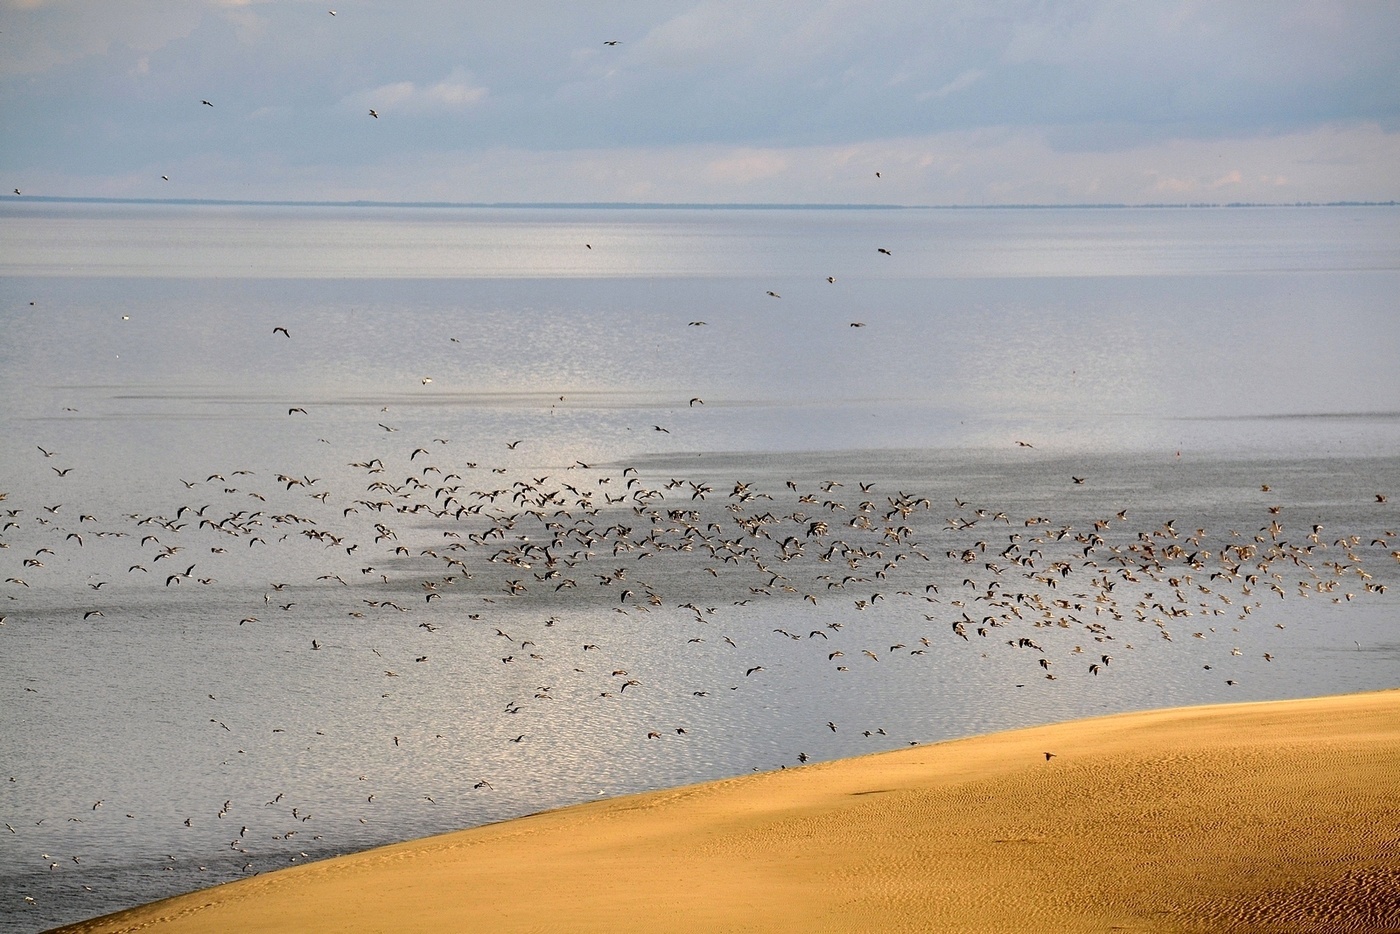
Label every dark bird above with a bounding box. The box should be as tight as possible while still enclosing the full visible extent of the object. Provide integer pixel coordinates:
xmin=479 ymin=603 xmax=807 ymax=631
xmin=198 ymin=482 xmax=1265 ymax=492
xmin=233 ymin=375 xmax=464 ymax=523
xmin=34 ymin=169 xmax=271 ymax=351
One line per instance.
xmin=603 ymin=40 xmax=620 ymax=45
xmin=1072 ymin=476 xmax=1085 ymax=484
xmin=201 ymin=100 xmax=213 ymax=107
xmin=1044 ymin=752 xmax=1056 ymax=761
xmin=369 ymin=109 xmax=379 ymax=118
xmin=766 ymin=291 xmax=780 ymax=298
xmin=288 ymin=407 xmax=307 ymax=415
xmin=745 ymin=666 xmax=764 ymax=676
xmin=273 ymin=327 xmax=290 ymax=337
xmin=877 ymin=248 xmax=892 ymax=255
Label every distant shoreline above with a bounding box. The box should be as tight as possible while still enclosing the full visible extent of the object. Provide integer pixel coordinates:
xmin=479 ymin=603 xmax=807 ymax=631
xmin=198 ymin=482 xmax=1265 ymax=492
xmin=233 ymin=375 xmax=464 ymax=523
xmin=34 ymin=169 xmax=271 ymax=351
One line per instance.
xmin=2 ymin=196 xmax=1397 ymax=211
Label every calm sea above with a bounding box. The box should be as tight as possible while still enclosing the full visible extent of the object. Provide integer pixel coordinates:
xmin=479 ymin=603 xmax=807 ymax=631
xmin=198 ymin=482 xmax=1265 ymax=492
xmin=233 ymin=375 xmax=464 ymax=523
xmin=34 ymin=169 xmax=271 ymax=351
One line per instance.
xmin=1 ymin=203 xmax=1398 ymax=932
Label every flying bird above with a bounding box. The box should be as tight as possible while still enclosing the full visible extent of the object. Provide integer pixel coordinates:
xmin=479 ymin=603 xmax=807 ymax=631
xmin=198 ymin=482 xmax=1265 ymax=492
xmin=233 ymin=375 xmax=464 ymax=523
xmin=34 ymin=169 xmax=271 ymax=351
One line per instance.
xmin=273 ymin=327 xmax=290 ymax=337
xmin=369 ymin=109 xmax=378 ymax=118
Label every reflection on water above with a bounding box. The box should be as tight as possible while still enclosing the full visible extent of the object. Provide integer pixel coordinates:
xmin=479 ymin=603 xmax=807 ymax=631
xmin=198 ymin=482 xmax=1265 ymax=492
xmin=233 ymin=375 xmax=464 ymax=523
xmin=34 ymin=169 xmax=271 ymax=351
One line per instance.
xmin=3 ymin=203 xmax=1398 ymax=280
xmin=0 ymin=206 xmax=1398 ymax=933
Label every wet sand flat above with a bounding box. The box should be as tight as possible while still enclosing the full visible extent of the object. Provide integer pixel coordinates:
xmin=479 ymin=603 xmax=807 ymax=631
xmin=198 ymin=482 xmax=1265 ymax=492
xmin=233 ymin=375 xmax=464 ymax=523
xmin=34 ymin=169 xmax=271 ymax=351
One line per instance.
xmin=57 ymin=688 xmax=1400 ymax=934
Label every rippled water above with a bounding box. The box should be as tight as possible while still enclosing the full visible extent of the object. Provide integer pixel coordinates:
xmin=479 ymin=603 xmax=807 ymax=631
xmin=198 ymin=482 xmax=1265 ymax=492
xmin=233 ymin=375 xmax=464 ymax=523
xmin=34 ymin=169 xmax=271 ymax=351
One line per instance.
xmin=1 ymin=204 xmax=1398 ymax=932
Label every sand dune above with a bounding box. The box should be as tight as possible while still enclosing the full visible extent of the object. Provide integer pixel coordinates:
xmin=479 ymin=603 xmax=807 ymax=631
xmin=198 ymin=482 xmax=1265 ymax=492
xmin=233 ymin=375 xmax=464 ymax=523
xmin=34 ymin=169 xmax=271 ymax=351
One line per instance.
xmin=57 ymin=689 xmax=1400 ymax=934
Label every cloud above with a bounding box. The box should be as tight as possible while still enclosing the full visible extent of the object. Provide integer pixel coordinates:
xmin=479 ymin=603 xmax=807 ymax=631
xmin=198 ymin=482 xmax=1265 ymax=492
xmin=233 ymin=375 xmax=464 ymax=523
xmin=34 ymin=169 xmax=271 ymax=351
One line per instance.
xmin=917 ymin=69 xmax=984 ymax=102
xmin=345 ymin=69 xmax=488 ymax=116
xmin=100 ymin=122 xmax=1384 ymax=206
xmin=3 ymin=1 xmax=1399 ymax=202
xmin=0 ymin=0 xmax=202 ymax=75
xmin=704 ymin=151 xmax=789 ymax=184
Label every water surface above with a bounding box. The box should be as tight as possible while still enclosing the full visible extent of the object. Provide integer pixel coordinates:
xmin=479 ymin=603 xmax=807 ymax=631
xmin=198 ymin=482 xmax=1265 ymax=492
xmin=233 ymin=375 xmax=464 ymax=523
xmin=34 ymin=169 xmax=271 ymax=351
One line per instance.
xmin=1 ymin=204 xmax=1397 ymax=933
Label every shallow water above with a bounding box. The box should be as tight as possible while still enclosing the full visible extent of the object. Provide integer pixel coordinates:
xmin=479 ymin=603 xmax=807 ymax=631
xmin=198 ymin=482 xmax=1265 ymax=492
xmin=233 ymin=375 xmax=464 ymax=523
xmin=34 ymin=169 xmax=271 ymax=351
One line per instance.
xmin=1 ymin=204 xmax=1398 ymax=932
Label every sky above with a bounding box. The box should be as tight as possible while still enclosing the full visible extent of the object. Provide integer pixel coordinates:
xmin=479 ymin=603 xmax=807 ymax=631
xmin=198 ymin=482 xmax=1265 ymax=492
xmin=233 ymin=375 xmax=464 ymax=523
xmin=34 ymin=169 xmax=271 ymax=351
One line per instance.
xmin=1 ymin=0 xmax=1398 ymax=205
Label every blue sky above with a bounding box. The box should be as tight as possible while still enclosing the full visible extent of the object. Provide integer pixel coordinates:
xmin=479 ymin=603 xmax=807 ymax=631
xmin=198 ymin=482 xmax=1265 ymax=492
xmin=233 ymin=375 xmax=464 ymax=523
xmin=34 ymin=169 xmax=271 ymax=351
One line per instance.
xmin=2 ymin=0 xmax=1398 ymax=203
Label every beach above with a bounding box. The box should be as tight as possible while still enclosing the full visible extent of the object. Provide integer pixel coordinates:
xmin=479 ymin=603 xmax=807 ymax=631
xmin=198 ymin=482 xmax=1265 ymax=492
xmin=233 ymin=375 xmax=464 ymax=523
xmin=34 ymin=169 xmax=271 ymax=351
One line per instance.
xmin=53 ymin=688 xmax=1400 ymax=934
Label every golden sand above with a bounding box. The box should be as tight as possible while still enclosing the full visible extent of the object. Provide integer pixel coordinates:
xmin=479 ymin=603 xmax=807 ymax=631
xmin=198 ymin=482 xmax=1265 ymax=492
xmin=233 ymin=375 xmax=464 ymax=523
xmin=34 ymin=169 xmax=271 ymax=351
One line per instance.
xmin=58 ymin=689 xmax=1400 ymax=933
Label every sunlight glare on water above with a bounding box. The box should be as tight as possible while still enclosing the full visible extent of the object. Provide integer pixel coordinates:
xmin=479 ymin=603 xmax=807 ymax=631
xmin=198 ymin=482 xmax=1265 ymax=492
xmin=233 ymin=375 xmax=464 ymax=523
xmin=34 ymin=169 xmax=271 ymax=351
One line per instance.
xmin=0 ymin=204 xmax=1397 ymax=933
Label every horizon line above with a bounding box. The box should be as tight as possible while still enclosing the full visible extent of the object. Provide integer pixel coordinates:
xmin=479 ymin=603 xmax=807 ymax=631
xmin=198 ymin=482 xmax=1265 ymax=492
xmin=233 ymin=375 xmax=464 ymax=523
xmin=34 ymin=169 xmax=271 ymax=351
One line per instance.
xmin=3 ymin=195 xmax=1398 ymax=211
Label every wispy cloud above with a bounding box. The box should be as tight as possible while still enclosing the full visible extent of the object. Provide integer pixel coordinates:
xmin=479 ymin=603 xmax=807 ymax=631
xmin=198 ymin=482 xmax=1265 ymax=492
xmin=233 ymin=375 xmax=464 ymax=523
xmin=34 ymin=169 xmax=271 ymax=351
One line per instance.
xmin=917 ymin=69 xmax=984 ymax=102
xmin=343 ymin=69 xmax=488 ymax=116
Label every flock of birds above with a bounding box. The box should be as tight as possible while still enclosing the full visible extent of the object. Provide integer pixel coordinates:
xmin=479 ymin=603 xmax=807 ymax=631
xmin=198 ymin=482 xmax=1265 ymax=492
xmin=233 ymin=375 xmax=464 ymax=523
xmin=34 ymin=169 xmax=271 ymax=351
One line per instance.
xmin=2 ymin=312 xmax=1398 ymax=925
xmin=3 ymin=21 xmax=1396 ymax=917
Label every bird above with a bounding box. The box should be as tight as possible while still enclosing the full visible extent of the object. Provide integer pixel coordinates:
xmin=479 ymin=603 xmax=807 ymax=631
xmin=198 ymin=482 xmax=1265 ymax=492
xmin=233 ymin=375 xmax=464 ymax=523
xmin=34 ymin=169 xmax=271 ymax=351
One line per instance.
xmin=766 ymin=291 xmax=780 ymax=298
xmin=877 ymin=248 xmax=892 ymax=256
xmin=603 ymin=40 xmax=620 ymax=45
xmin=273 ymin=327 xmax=290 ymax=337
xmin=201 ymin=100 xmax=213 ymax=107
xmin=849 ymin=322 xmax=865 ymax=328
xmin=1044 ymin=752 xmax=1056 ymax=760
xmin=161 ymin=175 xmax=169 ymax=181
xmin=369 ymin=109 xmax=379 ymax=118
